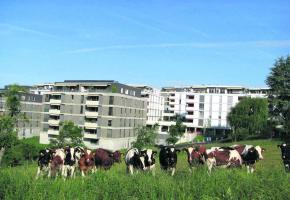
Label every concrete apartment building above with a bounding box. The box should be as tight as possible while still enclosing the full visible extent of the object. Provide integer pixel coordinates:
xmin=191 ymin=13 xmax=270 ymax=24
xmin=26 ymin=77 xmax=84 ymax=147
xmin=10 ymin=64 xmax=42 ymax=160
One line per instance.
xmin=0 ymin=87 xmax=43 ymax=138
xmin=157 ymin=85 xmax=268 ymax=144
xmin=40 ymin=80 xmax=147 ymax=150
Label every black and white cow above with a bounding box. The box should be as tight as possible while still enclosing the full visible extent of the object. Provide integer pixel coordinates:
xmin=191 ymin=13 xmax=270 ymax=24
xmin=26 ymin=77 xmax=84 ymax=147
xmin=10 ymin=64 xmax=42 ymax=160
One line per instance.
xmin=231 ymin=144 xmax=264 ymax=173
xmin=125 ymin=148 xmax=145 ymax=175
xmin=278 ymin=143 xmax=290 ymax=172
xmin=63 ymin=147 xmax=77 ymax=178
xmin=36 ymin=148 xmax=53 ymax=179
xmin=159 ymin=146 xmax=180 ymax=176
xmin=140 ymin=149 xmax=157 ymax=175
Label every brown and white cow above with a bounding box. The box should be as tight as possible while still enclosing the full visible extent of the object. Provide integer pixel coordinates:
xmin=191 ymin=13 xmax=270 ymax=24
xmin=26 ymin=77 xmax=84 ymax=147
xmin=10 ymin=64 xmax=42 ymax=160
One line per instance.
xmin=48 ymin=148 xmax=66 ymax=179
xmin=230 ymin=144 xmax=265 ymax=173
xmin=79 ymin=149 xmax=95 ymax=177
xmin=191 ymin=145 xmax=242 ymax=174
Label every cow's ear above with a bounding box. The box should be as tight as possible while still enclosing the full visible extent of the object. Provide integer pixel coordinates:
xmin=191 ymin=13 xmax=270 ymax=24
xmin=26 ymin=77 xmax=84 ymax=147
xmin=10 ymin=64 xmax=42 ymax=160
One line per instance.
xmin=153 ymin=151 xmax=157 ymax=155
xmin=262 ymin=148 xmax=266 ymax=152
xmin=182 ymin=148 xmax=188 ymax=152
xmin=176 ymin=149 xmax=181 ymax=153
xmin=109 ymin=153 xmax=114 ymax=157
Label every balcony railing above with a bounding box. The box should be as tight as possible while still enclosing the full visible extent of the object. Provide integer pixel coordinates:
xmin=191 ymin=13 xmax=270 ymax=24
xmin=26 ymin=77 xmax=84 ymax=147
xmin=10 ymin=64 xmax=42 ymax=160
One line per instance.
xmin=186 ymin=107 xmax=194 ymax=111
xmin=84 ymin=122 xmax=98 ymax=129
xmin=48 ymin=119 xmax=60 ymax=126
xmin=84 ymin=133 xmax=98 ymax=139
xmin=47 ymin=129 xmax=59 ymax=135
xmin=86 ymin=100 xmax=99 ymax=106
xmin=85 ymin=111 xmax=98 ymax=118
xmin=49 ymin=109 xmax=60 ymax=115
xmin=185 ymin=114 xmax=194 ymax=119
xmin=49 ymin=99 xmax=61 ymax=104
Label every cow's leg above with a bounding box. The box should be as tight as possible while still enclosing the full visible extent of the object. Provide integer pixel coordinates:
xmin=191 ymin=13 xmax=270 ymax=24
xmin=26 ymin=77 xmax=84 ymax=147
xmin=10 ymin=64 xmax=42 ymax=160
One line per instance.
xmin=246 ymin=165 xmax=250 ymax=174
xmin=36 ymin=167 xmax=41 ymax=179
xmin=206 ymin=158 xmax=214 ymax=175
xmin=250 ymin=165 xmax=255 ymax=173
xmin=188 ymin=165 xmax=193 ymax=174
xmin=171 ymin=168 xmax=176 ymax=176
xmin=62 ymin=166 xmax=67 ymax=180
xmin=129 ymin=165 xmax=134 ymax=175
xmin=70 ymin=166 xmax=75 ymax=178
xmin=81 ymin=169 xmax=85 ymax=177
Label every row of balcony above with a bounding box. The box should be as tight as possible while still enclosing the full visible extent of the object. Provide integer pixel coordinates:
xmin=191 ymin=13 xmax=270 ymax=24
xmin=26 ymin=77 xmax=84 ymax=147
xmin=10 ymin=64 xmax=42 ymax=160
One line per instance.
xmin=48 ymin=130 xmax=98 ymax=139
xmin=49 ymin=99 xmax=99 ymax=106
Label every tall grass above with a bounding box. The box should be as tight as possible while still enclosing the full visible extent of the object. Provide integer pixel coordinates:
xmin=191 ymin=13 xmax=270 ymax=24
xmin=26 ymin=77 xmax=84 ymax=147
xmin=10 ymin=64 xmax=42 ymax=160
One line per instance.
xmin=0 ymin=140 xmax=289 ymax=200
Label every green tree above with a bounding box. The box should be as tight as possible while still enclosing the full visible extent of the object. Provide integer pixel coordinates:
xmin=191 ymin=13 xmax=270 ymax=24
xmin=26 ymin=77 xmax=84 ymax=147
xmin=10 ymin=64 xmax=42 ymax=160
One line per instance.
xmin=0 ymin=115 xmax=17 ymax=165
xmin=132 ymin=124 xmax=158 ymax=149
xmin=227 ymin=98 xmax=268 ymax=141
xmin=266 ymin=56 xmax=290 ymax=137
xmin=51 ymin=121 xmax=83 ymax=147
xmin=4 ymin=84 xmax=26 ymax=117
xmin=166 ymin=114 xmax=186 ymax=145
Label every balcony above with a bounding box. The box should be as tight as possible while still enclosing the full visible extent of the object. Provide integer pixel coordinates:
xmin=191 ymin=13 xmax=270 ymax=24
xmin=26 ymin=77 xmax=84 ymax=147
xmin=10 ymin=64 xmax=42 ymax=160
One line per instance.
xmin=186 ymin=107 xmax=194 ymax=111
xmin=186 ymin=99 xmax=195 ymax=104
xmin=49 ymin=99 xmax=61 ymax=104
xmin=86 ymin=100 xmax=99 ymax=107
xmin=49 ymin=109 xmax=60 ymax=115
xmin=84 ymin=122 xmax=98 ymax=129
xmin=84 ymin=133 xmax=98 ymax=139
xmin=85 ymin=111 xmax=98 ymax=118
xmin=48 ymin=119 xmax=60 ymax=126
xmin=185 ymin=114 xmax=194 ymax=119
xmin=163 ymin=112 xmax=175 ymax=117
xmin=47 ymin=129 xmax=59 ymax=135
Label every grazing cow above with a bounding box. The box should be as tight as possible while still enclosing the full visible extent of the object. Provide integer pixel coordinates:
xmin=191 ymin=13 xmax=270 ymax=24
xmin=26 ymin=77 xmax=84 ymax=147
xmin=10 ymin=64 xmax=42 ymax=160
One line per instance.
xmin=36 ymin=148 xmax=53 ymax=179
xmin=48 ymin=148 xmax=66 ymax=178
xmin=278 ymin=143 xmax=290 ymax=172
xmin=78 ymin=149 xmax=95 ymax=177
xmin=231 ymin=144 xmax=265 ymax=173
xmin=159 ymin=146 xmax=180 ymax=176
xmin=125 ymin=148 xmax=145 ymax=175
xmin=94 ymin=148 xmax=122 ymax=170
xmin=191 ymin=145 xmax=242 ymax=173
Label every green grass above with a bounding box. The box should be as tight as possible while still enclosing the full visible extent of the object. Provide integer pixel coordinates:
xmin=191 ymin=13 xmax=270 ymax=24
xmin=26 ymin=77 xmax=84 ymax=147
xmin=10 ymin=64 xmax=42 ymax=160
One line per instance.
xmin=0 ymin=140 xmax=289 ymax=200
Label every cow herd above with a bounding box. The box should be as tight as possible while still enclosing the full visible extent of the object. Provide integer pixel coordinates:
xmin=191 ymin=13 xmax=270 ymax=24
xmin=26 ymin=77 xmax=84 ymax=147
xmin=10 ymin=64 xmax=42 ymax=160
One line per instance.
xmin=36 ymin=143 xmax=276 ymax=179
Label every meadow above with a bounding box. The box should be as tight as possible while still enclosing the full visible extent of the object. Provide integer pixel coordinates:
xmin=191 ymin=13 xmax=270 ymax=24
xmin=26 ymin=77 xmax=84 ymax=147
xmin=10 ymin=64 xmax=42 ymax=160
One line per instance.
xmin=0 ymin=139 xmax=289 ymax=200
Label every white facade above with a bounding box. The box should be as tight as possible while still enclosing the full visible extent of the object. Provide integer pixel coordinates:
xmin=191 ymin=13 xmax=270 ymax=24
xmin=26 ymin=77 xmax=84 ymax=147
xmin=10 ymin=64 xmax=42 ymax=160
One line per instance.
xmin=157 ymin=85 xmax=268 ymax=144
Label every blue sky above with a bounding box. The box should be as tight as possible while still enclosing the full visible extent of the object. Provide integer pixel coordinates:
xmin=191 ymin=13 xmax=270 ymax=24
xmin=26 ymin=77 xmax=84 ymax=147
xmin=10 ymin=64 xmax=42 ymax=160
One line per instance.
xmin=1 ymin=0 xmax=290 ymax=88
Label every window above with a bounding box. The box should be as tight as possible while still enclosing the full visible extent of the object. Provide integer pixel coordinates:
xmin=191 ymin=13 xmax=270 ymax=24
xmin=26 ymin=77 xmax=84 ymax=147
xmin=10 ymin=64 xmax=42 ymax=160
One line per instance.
xmin=121 ymin=88 xmax=124 ymax=93
xmin=71 ymin=95 xmax=74 ymax=100
xmin=198 ymin=119 xmax=204 ymax=126
xmin=80 ymin=106 xmax=83 ymax=114
xmin=109 ymin=96 xmax=114 ymax=105
xmin=187 ymin=103 xmax=194 ymax=107
xmin=199 ymin=111 xmax=204 ymax=118
xmin=81 ymin=95 xmax=84 ymax=103
xmin=109 ymin=107 xmax=113 ymax=116
xmin=199 ymin=95 xmax=205 ymax=102
xmin=199 ymin=103 xmax=204 ymax=110
xmin=108 ymin=120 xmax=112 ymax=127
xmin=187 ymin=111 xmax=194 ymax=115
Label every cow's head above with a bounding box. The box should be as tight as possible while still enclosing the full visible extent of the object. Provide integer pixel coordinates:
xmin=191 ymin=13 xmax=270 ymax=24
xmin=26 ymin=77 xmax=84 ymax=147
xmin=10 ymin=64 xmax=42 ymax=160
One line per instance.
xmin=64 ymin=146 xmax=75 ymax=162
xmin=74 ymin=147 xmax=85 ymax=161
xmin=254 ymin=146 xmax=264 ymax=160
xmin=112 ymin=151 xmax=122 ymax=163
xmin=140 ymin=149 xmax=157 ymax=166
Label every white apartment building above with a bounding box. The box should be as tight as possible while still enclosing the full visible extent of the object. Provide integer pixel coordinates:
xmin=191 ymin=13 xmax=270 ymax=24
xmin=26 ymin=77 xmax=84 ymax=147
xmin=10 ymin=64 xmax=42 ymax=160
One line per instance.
xmin=133 ymin=85 xmax=164 ymax=126
xmin=157 ymin=85 xmax=268 ymax=144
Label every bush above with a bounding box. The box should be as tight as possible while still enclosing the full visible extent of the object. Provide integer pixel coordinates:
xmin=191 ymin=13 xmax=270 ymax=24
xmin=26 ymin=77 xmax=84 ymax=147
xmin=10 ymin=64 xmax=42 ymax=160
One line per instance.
xmin=194 ymin=135 xmax=205 ymax=143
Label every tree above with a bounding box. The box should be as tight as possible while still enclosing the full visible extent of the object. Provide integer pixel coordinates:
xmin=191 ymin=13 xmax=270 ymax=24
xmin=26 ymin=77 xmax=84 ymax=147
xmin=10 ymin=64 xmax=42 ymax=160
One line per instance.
xmin=266 ymin=56 xmax=290 ymax=138
xmin=132 ymin=124 xmax=158 ymax=149
xmin=51 ymin=121 xmax=83 ymax=147
xmin=4 ymin=84 xmax=26 ymax=117
xmin=227 ymin=98 xmax=268 ymax=141
xmin=166 ymin=114 xmax=186 ymax=145
xmin=0 ymin=115 xmax=17 ymax=165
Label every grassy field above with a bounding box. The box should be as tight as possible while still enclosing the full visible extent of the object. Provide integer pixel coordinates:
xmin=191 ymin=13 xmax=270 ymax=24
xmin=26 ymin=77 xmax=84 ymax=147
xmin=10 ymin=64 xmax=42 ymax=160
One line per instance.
xmin=0 ymin=140 xmax=289 ymax=200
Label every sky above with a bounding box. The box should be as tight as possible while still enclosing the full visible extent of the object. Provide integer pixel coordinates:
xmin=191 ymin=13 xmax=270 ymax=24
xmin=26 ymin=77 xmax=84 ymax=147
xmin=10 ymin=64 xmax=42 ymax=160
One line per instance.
xmin=0 ymin=0 xmax=290 ymax=88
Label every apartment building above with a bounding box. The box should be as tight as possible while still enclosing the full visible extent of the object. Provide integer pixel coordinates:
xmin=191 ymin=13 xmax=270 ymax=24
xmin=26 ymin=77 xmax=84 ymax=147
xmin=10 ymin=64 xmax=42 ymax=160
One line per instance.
xmin=132 ymin=85 xmax=164 ymax=126
xmin=40 ymin=80 xmax=147 ymax=150
xmin=0 ymin=88 xmax=43 ymax=138
xmin=30 ymin=83 xmax=54 ymax=95
xmin=158 ymin=85 xmax=268 ymax=144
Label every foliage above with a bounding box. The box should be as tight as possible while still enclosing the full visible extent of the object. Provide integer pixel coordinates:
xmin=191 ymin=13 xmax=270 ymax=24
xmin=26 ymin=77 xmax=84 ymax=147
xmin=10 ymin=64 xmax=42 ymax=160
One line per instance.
xmin=1 ymin=137 xmax=47 ymax=167
xmin=227 ymin=98 xmax=268 ymax=141
xmin=193 ymin=135 xmax=205 ymax=143
xmin=111 ymin=84 xmax=118 ymax=93
xmin=0 ymin=140 xmax=289 ymax=200
xmin=51 ymin=121 xmax=83 ymax=147
xmin=132 ymin=124 xmax=158 ymax=149
xmin=4 ymin=84 xmax=26 ymax=117
xmin=166 ymin=114 xmax=186 ymax=144
xmin=266 ymin=56 xmax=290 ymax=137
xmin=0 ymin=115 xmax=17 ymax=149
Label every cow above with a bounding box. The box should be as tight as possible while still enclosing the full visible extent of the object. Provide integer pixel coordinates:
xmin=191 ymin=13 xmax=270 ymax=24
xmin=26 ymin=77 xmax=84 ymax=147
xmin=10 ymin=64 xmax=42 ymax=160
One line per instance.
xmin=36 ymin=148 xmax=53 ymax=179
xmin=183 ymin=146 xmax=204 ymax=173
xmin=48 ymin=148 xmax=66 ymax=179
xmin=159 ymin=146 xmax=180 ymax=176
xmin=231 ymin=144 xmax=265 ymax=173
xmin=94 ymin=148 xmax=122 ymax=170
xmin=191 ymin=145 xmax=242 ymax=174
xmin=277 ymin=143 xmax=290 ymax=172
xmin=78 ymin=149 xmax=95 ymax=177
xmin=140 ymin=149 xmax=157 ymax=175
xmin=125 ymin=148 xmax=145 ymax=175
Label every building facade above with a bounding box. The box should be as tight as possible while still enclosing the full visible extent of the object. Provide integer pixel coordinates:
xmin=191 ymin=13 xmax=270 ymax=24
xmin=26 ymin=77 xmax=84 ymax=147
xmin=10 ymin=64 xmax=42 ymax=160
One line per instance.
xmin=40 ymin=80 xmax=147 ymax=150
xmin=157 ymin=85 xmax=268 ymax=144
